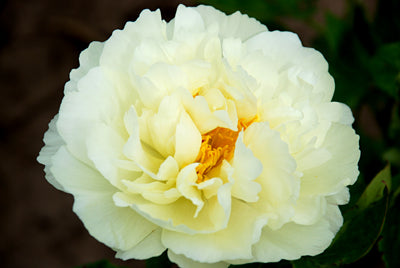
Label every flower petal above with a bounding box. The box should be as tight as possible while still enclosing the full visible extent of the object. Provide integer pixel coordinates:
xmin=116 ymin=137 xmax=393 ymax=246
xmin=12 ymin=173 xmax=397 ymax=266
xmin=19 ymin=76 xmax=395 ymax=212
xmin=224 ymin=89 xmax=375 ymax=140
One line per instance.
xmin=116 ymin=228 xmax=166 ymax=260
xmin=37 ymin=115 xmax=65 ymax=191
xmin=162 ymin=199 xmax=267 ymax=263
xmin=231 ymin=132 xmax=262 ymax=202
xmin=301 ymin=123 xmax=360 ymax=196
xmin=50 ymin=146 xmax=157 ymax=251
xmin=66 ymin=41 xmax=104 ymax=93
xmin=168 ymin=250 xmax=229 ymax=268
xmin=174 ymin=111 xmax=202 ymax=167
xmin=100 ymin=9 xmax=166 ymax=72
xmin=252 ymin=203 xmax=341 ymax=262
xmin=194 ymin=5 xmax=267 ymax=40
xmin=244 ymin=122 xmax=299 ymax=229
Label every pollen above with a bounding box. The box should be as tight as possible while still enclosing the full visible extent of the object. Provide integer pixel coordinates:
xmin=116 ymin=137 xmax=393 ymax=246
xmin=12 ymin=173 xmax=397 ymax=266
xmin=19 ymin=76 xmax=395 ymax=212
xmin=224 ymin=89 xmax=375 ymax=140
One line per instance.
xmin=195 ymin=116 xmax=257 ymax=183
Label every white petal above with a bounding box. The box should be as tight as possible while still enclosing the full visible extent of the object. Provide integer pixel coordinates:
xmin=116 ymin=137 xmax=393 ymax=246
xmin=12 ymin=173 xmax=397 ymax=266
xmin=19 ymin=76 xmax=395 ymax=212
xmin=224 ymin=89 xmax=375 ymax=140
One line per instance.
xmin=174 ymin=111 xmax=202 ymax=167
xmin=66 ymin=41 xmax=104 ymax=94
xmin=116 ymin=228 xmax=166 ymax=260
xmin=326 ymin=187 xmax=350 ymax=205
xmin=148 ymin=95 xmax=182 ymax=157
xmin=100 ymin=9 xmax=166 ymax=72
xmin=244 ymin=122 xmax=299 ymax=229
xmin=301 ymin=123 xmax=360 ymax=196
xmin=57 ymin=67 xmax=124 ymax=166
xmin=123 ymin=174 xmax=181 ymax=205
xmin=37 ymin=115 xmax=65 ymax=191
xmin=176 ymin=164 xmax=204 ymax=217
xmin=123 ymin=106 xmax=163 ymax=177
xmin=194 ymin=5 xmax=267 ymax=40
xmin=168 ymin=250 xmax=229 ymax=268
xmin=246 ymin=31 xmax=302 ymax=65
xmin=162 ymin=199 xmax=267 ymax=263
xmin=120 ymin=178 xmax=232 ymax=234
xmin=50 ymin=146 xmax=112 ymax=195
xmin=231 ymin=132 xmax=262 ymax=202
xmin=50 ymin=146 xmax=157 ymax=251
xmin=173 ymin=5 xmax=205 ymax=40
xmin=87 ymin=123 xmax=134 ymax=189
xmin=252 ymin=203 xmax=342 ymax=262
xmin=292 ymin=195 xmax=327 ymax=225
xmin=316 ymin=102 xmax=355 ymax=125
xmin=157 ymin=156 xmax=179 ymax=181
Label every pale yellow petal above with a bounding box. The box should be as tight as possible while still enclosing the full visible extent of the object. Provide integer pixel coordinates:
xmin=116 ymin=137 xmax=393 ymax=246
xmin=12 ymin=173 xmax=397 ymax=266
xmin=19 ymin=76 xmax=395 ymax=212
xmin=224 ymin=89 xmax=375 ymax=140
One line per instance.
xmin=231 ymin=132 xmax=262 ymax=202
xmin=116 ymin=228 xmax=166 ymax=260
xmin=168 ymin=250 xmax=229 ymax=268
xmin=162 ymin=199 xmax=267 ymax=263
xmin=50 ymin=146 xmax=157 ymax=251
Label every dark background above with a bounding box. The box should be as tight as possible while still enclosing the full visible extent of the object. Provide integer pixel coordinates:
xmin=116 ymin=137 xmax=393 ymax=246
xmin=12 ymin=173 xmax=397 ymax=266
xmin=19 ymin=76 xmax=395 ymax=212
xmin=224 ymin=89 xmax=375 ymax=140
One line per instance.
xmin=1 ymin=0 xmax=393 ymax=268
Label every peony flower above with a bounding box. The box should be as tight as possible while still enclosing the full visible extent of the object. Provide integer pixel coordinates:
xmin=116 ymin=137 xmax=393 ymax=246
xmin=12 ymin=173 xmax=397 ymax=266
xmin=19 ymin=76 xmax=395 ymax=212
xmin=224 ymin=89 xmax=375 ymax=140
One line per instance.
xmin=38 ymin=4 xmax=360 ymax=268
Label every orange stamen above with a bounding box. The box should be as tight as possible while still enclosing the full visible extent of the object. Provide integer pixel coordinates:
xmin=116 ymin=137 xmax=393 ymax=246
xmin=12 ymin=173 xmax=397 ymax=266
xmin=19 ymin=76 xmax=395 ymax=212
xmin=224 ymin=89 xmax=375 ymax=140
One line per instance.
xmin=195 ymin=116 xmax=257 ymax=183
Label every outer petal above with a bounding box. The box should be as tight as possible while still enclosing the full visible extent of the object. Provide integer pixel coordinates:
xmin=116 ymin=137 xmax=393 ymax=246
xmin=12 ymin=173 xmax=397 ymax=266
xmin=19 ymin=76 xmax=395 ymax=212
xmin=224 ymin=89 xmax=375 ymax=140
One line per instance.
xmin=193 ymin=5 xmax=267 ymax=40
xmin=100 ymin=9 xmax=166 ymax=72
xmin=37 ymin=115 xmax=65 ymax=191
xmin=50 ymin=146 xmax=157 ymax=251
xmin=87 ymin=123 xmax=135 ymax=189
xmin=57 ymin=67 xmax=127 ymax=166
xmin=173 ymin=5 xmax=205 ymax=40
xmin=246 ymin=31 xmax=302 ymax=66
xmin=65 ymin=41 xmax=104 ymax=93
xmin=301 ymin=123 xmax=360 ymax=196
xmin=161 ymin=199 xmax=267 ymax=263
xmin=252 ymin=203 xmax=342 ymax=262
xmin=116 ymin=228 xmax=166 ymax=260
xmin=168 ymin=250 xmax=229 ymax=268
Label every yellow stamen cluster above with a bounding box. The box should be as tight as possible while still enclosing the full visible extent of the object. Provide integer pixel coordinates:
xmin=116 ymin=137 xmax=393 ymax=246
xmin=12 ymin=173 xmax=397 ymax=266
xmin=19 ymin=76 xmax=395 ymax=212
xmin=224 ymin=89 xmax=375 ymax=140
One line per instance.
xmin=195 ymin=117 xmax=257 ymax=183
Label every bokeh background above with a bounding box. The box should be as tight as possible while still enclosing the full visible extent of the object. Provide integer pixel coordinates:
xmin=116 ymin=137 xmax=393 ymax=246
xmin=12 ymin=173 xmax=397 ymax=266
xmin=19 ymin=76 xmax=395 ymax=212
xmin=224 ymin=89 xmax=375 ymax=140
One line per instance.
xmin=1 ymin=0 xmax=399 ymax=267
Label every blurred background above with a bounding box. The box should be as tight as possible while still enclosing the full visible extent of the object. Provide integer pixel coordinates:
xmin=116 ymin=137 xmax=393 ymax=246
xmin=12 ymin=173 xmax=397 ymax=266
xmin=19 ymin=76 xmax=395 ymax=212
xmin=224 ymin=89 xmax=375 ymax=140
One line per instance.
xmin=1 ymin=0 xmax=399 ymax=267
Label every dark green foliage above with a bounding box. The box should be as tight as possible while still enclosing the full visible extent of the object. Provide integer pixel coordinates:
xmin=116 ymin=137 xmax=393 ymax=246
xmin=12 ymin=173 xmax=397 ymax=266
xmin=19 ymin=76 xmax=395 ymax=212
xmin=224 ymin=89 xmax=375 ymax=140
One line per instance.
xmin=146 ymin=251 xmax=173 ymax=268
xmin=75 ymin=260 xmax=127 ymax=268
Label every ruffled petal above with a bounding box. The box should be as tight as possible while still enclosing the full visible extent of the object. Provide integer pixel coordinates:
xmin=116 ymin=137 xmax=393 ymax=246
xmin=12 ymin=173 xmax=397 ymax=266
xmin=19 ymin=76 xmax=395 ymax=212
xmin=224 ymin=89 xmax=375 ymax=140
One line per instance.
xmin=37 ymin=115 xmax=65 ymax=191
xmin=252 ymin=203 xmax=342 ymax=262
xmin=301 ymin=123 xmax=360 ymax=196
xmin=162 ymin=199 xmax=267 ymax=263
xmin=193 ymin=5 xmax=267 ymax=40
xmin=50 ymin=146 xmax=157 ymax=251
xmin=116 ymin=228 xmax=166 ymax=260
xmin=231 ymin=132 xmax=262 ymax=202
xmin=114 ymin=179 xmax=232 ymax=234
xmin=100 ymin=9 xmax=166 ymax=72
xmin=168 ymin=250 xmax=229 ymax=268
xmin=244 ymin=122 xmax=299 ymax=229
xmin=65 ymin=41 xmax=104 ymax=94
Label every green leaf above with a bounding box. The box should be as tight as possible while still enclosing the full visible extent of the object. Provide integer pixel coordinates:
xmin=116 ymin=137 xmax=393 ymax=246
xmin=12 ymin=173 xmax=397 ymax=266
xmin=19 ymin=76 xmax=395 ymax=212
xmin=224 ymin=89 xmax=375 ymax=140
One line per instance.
xmin=379 ymin=202 xmax=400 ymax=268
xmin=146 ymin=251 xmax=172 ymax=268
xmin=370 ymin=42 xmax=400 ymax=99
xmin=356 ymin=165 xmax=391 ymax=210
xmin=292 ymin=166 xmax=391 ymax=267
xmin=323 ymin=12 xmax=349 ymax=55
xmin=75 ymin=260 xmax=126 ymax=268
xmin=393 ymin=174 xmax=400 ymax=199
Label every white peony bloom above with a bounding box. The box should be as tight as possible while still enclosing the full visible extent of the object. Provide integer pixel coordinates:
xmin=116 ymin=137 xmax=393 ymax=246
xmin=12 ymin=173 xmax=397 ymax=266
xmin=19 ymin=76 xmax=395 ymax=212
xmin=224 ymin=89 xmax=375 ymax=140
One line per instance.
xmin=38 ymin=4 xmax=360 ymax=268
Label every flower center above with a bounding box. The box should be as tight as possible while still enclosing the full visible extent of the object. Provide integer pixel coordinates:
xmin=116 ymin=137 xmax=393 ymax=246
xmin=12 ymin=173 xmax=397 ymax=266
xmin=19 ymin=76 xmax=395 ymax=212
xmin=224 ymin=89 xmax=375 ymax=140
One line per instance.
xmin=195 ymin=117 xmax=257 ymax=183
